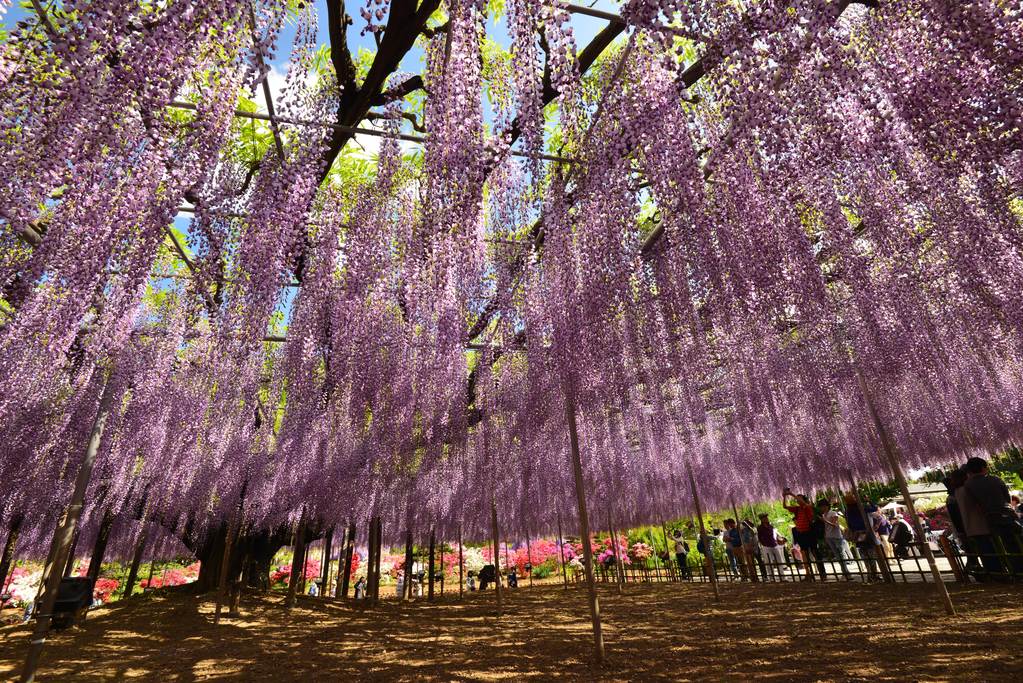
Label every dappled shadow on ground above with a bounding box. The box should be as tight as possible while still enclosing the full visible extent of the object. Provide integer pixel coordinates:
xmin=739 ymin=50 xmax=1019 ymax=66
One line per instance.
xmin=1 ymin=581 xmax=1021 ymax=681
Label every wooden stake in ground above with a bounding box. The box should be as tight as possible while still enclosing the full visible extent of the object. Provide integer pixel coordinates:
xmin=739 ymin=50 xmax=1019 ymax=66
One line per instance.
xmin=856 ymin=371 xmax=956 ymax=616
xmin=440 ymin=541 xmax=445 ymax=596
xmin=564 ymin=386 xmax=605 ymax=664
xmin=21 ymin=368 xmax=116 ymax=683
xmin=556 ymin=509 xmax=569 ymax=590
xmin=458 ymin=524 xmax=464 ymax=599
xmin=489 ymin=497 xmax=503 ymax=617
xmin=1 ymin=514 xmax=24 ymax=591
xmin=687 ymin=464 xmax=720 ymax=601
xmin=661 ymin=522 xmax=675 ymax=581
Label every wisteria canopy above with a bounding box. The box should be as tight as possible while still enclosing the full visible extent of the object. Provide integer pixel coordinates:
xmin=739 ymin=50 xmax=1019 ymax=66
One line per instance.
xmin=0 ymin=0 xmax=1021 ymax=573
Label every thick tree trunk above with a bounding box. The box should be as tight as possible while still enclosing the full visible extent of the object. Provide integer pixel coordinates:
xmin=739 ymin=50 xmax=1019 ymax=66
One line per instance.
xmin=340 ymin=522 xmax=355 ymax=599
xmin=86 ymin=509 xmax=115 ymax=582
xmin=285 ymin=516 xmax=307 ymax=609
xmin=122 ymin=525 xmax=150 ymax=598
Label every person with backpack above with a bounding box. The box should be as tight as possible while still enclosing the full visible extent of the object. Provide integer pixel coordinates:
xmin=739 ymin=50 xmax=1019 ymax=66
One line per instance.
xmin=783 ymin=489 xmax=826 ymax=581
xmin=671 ymin=529 xmax=692 ymax=579
xmin=891 ymin=515 xmax=915 ymax=559
xmin=820 ymin=500 xmax=853 ymax=580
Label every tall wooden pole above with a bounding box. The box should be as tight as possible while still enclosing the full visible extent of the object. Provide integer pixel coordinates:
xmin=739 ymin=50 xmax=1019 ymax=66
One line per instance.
xmin=564 ymin=386 xmax=604 ymax=663
xmin=403 ymin=529 xmax=414 ymax=601
xmin=606 ymin=513 xmax=624 ymax=595
xmin=320 ymin=526 xmax=334 ymax=596
xmin=856 ymin=372 xmax=955 ymax=615
xmin=490 ymin=498 xmax=503 ymax=617
xmin=687 ymin=464 xmax=720 ymax=600
xmin=428 ymin=528 xmax=436 ymax=602
xmin=62 ymin=530 xmax=80 ymax=578
xmin=1 ymin=514 xmax=25 ymax=590
xmin=525 ymin=535 xmax=534 ymax=588
xmin=21 ymin=369 xmax=116 ymax=683
xmin=372 ymin=516 xmax=383 ymax=603
xmin=440 ymin=540 xmax=445 ymax=596
xmin=556 ymin=509 xmax=569 ymax=590
xmin=457 ymin=524 xmax=464 ymax=599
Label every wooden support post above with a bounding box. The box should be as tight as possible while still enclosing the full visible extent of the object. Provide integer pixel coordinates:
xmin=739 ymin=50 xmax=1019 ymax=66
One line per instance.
xmin=371 ymin=516 xmax=383 ymax=604
xmin=525 ymin=535 xmax=534 ymax=587
xmin=856 ymin=372 xmax=956 ymax=615
xmin=62 ymin=529 xmax=80 ymax=578
xmin=687 ymin=464 xmax=720 ymax=601
xmin=85 ymin=509 xmax=115 ymax=582
xmin=661 ymin=522 xmax=674 ymax=581
xmin=285 ymin=514 xmax=307 ymax=609
xmin=606 ymin=513 xmax=624 ymax=595
xmin=1 ymin=514 xmax=24 ymax=590
xmin=564 ymin=386 xmax=604 ymax=664
xmin=321 ymin=526 xmax=334 ymax=596
xmin=556 ymin=509 xmax=569 ymax=590
xmin=428 ymin=528 xmax=436 ymax=602
xmin=458 ymin=524 xmax=464 ymax=599
xmin=338 ymin=521 xmax=355 ymax=599
xmin=403 ymin=529 xmax=414 ymax=601
xmin=21 ymin=369 xmax=116 ymax=683
xmin=490 ymin=498 xmax=503 ymax=617
xmin=440 ymin=541 xmax=445 ymax=596
xmin=376 ymin=518 xmax=384 ymax=601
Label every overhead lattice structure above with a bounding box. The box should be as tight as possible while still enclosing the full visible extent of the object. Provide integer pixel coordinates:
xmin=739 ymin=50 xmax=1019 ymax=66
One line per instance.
xmin=0 ymin=0 xmax=1021 ymax=588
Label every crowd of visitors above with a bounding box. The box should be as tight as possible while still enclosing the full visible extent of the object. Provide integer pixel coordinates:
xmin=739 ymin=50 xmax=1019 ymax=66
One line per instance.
xmin=670 ymin=457 xmax=1023 ymax=584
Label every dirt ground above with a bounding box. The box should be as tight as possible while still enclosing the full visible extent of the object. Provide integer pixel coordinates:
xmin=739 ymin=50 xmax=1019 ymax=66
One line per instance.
xmin=1 ymin=580 xmax=1021 ymax=681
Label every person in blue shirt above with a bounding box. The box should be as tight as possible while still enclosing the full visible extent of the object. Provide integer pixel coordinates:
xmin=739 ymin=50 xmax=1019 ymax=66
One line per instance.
xmin=723 ymin=519 xmax=743 ymax=578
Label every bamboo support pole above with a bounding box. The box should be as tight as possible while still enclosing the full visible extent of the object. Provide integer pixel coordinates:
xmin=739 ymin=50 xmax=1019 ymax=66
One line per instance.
xmin=21 ymin=368 xmax=116 ymax=683
xmin=490 ymin=498 xmax=503 ymax=617
xmin=606 ymin=513 xmax=624 ymax=595
xmin=564 ymin=386 xmax=604 ymax=663
xmin=525 ymin=535 xmax=533 ymax=588
xmin=458 ymin=524 xmax=464 ymax=599
xmin=856 ymin=372 xmax=955 ymax=615
xmin=428 ymin=528 xmax=436 ymax=602
xmin=556 ymin=509 xmax=569 ymax=589
xmin=687 ymin=464 xmax=720 ymax=601
xmin=404 ymin=529 xmax=414 ymax=601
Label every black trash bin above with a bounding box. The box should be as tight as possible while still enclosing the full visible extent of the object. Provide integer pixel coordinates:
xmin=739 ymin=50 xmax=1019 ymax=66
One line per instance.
xmin=49 ymin=577 xmax=95 ymax=630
